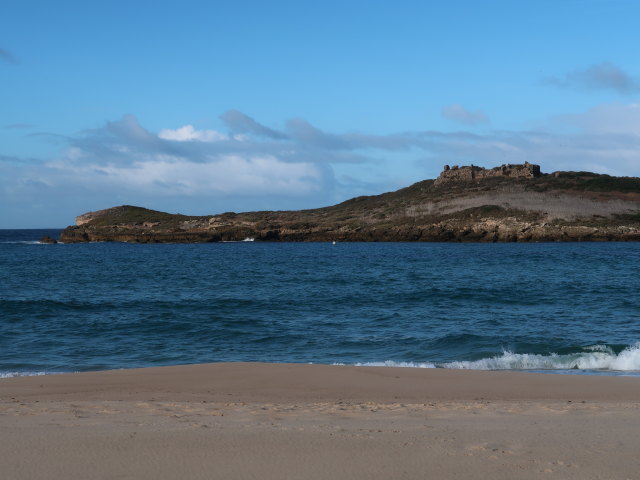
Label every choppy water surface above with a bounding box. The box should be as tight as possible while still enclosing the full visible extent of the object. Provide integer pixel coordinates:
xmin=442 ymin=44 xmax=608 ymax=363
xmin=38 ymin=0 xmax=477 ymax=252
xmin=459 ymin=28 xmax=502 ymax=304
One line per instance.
xmin=1 ymin=230 xmax=639 ymax=376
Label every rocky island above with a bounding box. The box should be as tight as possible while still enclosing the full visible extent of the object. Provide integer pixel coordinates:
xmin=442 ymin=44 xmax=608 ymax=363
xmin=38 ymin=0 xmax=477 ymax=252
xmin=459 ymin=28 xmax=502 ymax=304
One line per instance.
xmin=60 ymin=163 xmax=640 ymax=243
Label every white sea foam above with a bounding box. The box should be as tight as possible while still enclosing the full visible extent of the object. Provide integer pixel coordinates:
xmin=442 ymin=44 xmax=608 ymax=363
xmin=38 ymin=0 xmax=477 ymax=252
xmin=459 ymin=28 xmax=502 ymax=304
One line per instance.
xmin=0 ymin=241 xmax=42 ymax=244
xmin=0 ymin=371 xmax=49 ymax=379
xmin=353 ymin=361 xmax=437 ymax=368
xmin=221 ymin=238 xmax=255 ymax=243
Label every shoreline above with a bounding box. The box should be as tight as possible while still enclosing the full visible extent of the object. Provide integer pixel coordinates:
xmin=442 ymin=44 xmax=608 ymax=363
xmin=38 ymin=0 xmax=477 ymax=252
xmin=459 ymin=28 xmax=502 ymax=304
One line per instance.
xmin=5 ymin=357 xmax=640 ymax=381
xmin=3 ymin=363 xmax=640 ymax=478
xmin=3 ymin=361 xmax=640 ymax=403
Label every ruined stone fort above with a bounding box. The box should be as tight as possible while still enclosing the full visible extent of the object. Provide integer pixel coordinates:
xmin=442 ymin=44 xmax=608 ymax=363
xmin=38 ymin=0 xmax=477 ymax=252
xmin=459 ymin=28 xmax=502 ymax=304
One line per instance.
xmin=434 ymin=162 xmax=541 ymax=185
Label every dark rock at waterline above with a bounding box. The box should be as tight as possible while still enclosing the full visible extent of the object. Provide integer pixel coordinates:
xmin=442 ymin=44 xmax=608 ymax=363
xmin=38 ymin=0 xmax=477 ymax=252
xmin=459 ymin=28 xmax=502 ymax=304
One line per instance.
xmin=39 ymin=235 xmax=58 ymax=244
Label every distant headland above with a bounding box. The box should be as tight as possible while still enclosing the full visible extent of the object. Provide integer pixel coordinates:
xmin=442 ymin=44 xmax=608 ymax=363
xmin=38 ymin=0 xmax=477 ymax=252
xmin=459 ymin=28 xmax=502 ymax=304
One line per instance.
xmin=60 ymin=163 xmax=640 ymax=243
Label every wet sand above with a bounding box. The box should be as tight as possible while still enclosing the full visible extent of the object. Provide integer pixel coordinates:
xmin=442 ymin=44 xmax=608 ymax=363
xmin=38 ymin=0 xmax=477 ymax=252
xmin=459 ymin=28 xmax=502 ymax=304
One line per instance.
xmin=2 ymin=362 xmax=640 ymax=479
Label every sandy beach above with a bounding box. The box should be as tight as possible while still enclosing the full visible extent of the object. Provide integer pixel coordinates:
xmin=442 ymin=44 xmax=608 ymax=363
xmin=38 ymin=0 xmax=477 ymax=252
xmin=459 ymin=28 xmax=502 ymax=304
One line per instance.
xmin=2 ymin=363 xmax=640 ymax=479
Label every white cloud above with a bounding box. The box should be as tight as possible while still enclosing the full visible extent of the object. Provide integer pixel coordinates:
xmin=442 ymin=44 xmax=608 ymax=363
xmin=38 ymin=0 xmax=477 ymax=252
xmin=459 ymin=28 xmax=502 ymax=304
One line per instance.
xmin=158 ymin=125 xmax=228 ymax=142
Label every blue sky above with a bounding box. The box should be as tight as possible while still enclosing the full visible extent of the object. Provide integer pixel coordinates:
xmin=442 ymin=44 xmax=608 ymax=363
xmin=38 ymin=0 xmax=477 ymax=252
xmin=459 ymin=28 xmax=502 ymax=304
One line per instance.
xmin=2 ymin=0 xmax=640 ymax=227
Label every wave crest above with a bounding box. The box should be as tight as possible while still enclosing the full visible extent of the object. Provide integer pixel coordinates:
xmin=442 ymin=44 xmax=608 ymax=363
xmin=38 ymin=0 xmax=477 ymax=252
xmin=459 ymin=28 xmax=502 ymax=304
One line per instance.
xmin=347 ymin=344 xmax=640 ymax=373
xmin=444 ymin=344 xmax=640 ymax=371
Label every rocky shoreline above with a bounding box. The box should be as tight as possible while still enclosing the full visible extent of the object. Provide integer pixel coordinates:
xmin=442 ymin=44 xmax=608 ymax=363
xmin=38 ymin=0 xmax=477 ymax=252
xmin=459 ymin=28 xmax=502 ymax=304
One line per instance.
xmin=59 ymin=218 xmax=640 ymax=243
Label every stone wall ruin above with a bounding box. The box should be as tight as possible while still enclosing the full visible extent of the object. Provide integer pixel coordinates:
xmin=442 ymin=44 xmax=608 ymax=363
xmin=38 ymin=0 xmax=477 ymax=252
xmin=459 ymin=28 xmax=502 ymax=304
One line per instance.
xmin=434 ymin=162 xmax=541 ymax=185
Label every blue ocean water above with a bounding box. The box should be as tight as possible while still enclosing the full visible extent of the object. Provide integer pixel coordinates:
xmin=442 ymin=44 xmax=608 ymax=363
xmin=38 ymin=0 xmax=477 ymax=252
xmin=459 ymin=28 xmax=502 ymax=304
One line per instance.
xmin=1 ymin=229 xmax=639 ymax=377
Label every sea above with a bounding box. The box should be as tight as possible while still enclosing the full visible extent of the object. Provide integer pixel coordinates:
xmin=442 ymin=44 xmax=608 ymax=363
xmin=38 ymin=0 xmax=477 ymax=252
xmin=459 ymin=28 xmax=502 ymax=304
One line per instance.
xmin=1 ymin=229 xmax=639 ymax=378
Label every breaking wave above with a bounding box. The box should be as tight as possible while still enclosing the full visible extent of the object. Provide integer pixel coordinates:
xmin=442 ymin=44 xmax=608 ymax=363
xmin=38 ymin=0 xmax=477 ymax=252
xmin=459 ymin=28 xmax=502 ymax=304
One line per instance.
xmin=351 ymin=344 xmax=640 ymax=373
xmin=442 ymin=344 xmax=640 ymax=371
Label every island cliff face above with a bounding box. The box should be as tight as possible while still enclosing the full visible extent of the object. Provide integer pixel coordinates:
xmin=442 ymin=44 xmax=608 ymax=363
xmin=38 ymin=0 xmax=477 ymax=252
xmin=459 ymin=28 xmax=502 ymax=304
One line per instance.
xmin=60 ymin=164 xmax=640 ymax=243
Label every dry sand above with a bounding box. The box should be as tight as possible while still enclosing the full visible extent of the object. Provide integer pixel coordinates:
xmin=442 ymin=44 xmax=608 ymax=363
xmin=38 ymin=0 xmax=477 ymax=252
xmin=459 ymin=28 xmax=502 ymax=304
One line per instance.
xmin=2 ymin=362 xmax=640 ymax=479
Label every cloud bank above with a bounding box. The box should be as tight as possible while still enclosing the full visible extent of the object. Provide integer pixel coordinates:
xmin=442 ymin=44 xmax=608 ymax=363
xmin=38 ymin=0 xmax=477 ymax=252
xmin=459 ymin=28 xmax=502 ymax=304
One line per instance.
xmin=554 ymin=103 xmax=640 ymax=135
xmin=2 ymin=106 xmax=640 ymax=227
